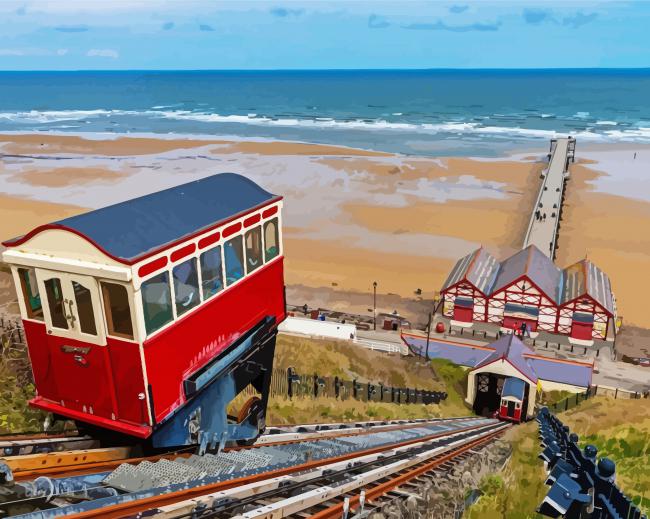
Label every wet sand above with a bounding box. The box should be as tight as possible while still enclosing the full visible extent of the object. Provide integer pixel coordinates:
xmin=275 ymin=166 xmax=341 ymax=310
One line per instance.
xmin=1 ymin=132 xmax=649 ymax=328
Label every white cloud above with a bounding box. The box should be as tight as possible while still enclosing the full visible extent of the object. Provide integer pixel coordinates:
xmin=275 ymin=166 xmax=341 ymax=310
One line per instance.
xmin=86 ymin=48 xmax=119 ymax=59
xmin=0 ymin=47 xmax=69 ymax=57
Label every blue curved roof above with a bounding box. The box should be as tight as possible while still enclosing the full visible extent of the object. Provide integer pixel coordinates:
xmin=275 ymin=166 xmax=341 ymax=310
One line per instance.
xmin=502 ymin=377 xmax=526 ymax=399
xmin=5 ymin=173 xmax=278 ymax=263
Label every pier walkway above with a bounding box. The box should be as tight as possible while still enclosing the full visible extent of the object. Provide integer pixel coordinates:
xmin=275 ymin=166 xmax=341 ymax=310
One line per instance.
xmin=523 ymin=137 xmax=576 ymax=259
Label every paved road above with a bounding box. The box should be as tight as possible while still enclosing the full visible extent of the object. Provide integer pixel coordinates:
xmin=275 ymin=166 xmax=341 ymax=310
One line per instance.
xmin=524 ymin=137 xmax=575 ymax=258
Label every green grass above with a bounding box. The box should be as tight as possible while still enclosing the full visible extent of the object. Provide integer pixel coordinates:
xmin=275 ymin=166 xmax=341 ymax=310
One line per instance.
xmin=0 ymin=336 xmax=45 ymax=433
xmin=465 ymin=422 xmax=547 ymax=519
xmin=466 ymin=396 xmax=650 ymax=518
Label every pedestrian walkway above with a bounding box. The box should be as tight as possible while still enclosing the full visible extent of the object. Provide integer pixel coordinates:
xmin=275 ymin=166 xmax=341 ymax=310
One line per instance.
xmin=523 ymin=137 xmax=576 ymax=259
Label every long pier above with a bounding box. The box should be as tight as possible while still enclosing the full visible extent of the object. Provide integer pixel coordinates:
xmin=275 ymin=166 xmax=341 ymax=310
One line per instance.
xmin=523 ymin=137 xmax=576 ymax=259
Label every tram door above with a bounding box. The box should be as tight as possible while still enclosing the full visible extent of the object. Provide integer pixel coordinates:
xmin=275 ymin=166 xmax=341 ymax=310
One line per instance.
xmin=35 ymin=269 xmax=113 ymax=416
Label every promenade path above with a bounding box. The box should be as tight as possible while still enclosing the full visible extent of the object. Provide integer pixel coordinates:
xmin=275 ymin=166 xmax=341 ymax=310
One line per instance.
xmin=523 ymin=137 xmax=576 ymax=259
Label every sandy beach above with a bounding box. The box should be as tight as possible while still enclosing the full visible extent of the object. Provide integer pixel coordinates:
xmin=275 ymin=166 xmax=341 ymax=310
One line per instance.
xmin=1 ymin=132 xmax=649 ymax=329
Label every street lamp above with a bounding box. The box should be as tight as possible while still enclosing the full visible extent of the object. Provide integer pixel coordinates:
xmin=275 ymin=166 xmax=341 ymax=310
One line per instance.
xmin=373 ymin=281 xmax=377 ymax=331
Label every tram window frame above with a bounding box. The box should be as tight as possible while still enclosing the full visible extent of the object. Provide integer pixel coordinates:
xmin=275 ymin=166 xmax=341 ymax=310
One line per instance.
xmin=263 ymin=217 xmax=280 ymax=262
xmin=17 ymin=267 xmax=44 ymax=321
xmin=44 ymin=277 xmax=68 ymax=330
xmin=224 ymin=235 xmax=245 ymax=286
xmin=101 ymin=282 xmax=135 ymax=340
xmin=200 ymin=245 xmax=224 ymax=300
xmin=72 ymin=280 xmax=98 ymax=336
xmin=172 ymin=257 xmax=200 ymax=317
xmin=245 ymin=226 xmax=263 ymax=274
xmin=141 ymin=271 xmax=173 ymax=335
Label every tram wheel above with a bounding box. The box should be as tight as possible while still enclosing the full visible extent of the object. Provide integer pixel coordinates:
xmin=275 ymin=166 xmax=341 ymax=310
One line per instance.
xmin=235 ymin=397 xmax=264 ymax=446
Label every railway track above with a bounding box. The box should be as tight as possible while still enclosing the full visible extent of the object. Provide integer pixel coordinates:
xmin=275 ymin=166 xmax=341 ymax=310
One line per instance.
xmin=0 ymin=417 xmax=506 ymax=518
xmin=2 ymin=417 xmax=472 ymax=481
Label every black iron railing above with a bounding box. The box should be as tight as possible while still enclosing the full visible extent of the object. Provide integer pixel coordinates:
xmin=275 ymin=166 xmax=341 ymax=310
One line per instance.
xmin=537 ymin=407 xmax=646 ymax=519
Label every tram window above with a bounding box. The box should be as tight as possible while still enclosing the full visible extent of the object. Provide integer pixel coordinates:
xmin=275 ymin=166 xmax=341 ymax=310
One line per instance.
xmin=245 ymin=227 xmax=263 ymax=274
xmin=101 ymin=283 xmax=134 ymax=340
xmin=173 ymin=258 xmax=200 ymax=317
xmin=264 ymin=218 xmax=279 ymax=262
xmin=72 ymin=281 xmax=97 ymax=335
xmin=18 ymin=268 xmax=43 ymax=320
xmin=224 ymin=235 xmax=244 ymax=286
xmin=200 ymin=245 xmax=223 ymax=300
xmin=141 ymin=272 xmax=173 ymax=335
xmin=44 ymin=278 xmax=68 ymax=329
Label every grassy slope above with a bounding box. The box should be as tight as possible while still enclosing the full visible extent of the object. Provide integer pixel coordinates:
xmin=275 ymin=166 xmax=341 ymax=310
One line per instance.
xmin=264 ymin=334 xmax=471 ymax=424
xmin=0 ymin=331 xmax=472 ymax=433
xmin=466 ymin=397 xmax=650 ymax=518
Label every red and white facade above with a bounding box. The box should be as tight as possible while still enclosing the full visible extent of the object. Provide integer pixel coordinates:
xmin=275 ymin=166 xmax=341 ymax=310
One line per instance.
xmin=441 ymin=246 xmax=617 ymax=342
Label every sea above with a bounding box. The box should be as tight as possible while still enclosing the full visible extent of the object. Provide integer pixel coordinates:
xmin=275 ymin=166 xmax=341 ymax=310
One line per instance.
xmin=1 ymin=69 xmax=649 ymax=156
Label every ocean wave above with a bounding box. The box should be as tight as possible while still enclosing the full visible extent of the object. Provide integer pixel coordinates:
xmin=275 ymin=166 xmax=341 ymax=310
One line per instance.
xmin=0 ymin=109 xmax=118 ymax=123
xmin=1 ymin=108 xmax=650 ymax=142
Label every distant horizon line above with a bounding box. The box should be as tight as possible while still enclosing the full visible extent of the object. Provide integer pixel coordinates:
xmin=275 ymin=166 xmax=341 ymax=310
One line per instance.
xmin=1 ymin=67 xmax=650 ymax=73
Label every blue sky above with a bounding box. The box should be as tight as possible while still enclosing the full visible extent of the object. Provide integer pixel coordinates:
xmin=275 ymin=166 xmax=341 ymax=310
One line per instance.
xmin=0 ymin=1 xmax=648 ymax=70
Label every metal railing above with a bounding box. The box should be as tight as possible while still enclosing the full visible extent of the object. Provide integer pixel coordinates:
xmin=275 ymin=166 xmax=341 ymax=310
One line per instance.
xmin=537 ymin=407 xmax=647 ymax=519
xmin=242 ymin=367 xmax=448 ymax=405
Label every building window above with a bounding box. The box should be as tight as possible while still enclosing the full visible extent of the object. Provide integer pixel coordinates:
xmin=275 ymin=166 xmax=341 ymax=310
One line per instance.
xmin=141 ymin=272 xmax=173 ymax=335
xmin=200 ymin=246 xmax=223 ymax=300
xmin=18 ymin=267 xmax=43 ymax=320
xmin=72 ymin=281 xmax=97 ymax=336
xmin=245 ymin=226 xmax=263 ymax=274
xmin=224 ymin=235 xmax=244 ymax=286
xmin=101 ymin=283 xmax=134 ymax=340
xmin=44 ymin=278 xmax=68 ymax=330
xmin=264 ymin=218 xmax=279 ymax=262
xmin=173 ymin=258 xmax=200 ymax=317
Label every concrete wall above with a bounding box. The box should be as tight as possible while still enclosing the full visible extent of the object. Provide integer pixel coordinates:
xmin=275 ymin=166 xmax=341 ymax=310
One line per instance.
xmin=539 ymin=379 xmax=587 ymax=394
xmin=279 ymin=316 xmax=356 ymax=341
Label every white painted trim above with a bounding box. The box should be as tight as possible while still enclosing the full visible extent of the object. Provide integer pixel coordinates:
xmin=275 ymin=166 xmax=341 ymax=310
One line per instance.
xmin=3 ymin=250 xmax=131 ymax=282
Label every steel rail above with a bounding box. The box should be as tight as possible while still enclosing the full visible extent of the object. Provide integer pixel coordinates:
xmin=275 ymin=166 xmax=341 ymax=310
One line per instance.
xmin=63 ymin=420 xmax=490 ymax=519
xmin=8 ymin=417 xmax=465 ymax=482
xmin=153 ymin=423 xmax=506 ymax=519
xmin=309 ymin=425 xmax=509 ymax=519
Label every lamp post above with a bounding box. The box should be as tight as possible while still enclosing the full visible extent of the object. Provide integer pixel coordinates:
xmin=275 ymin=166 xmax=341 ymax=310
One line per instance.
xmin=373 ymin=281 xmax=377 ymax=331
xmin=425 ymin=311 xmax=432 ymax=360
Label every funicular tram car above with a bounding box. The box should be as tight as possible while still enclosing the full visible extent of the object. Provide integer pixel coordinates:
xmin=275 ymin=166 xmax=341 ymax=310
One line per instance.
xmin=498 ymin=377 xmax=526 ymax=423
xmin=1 ymin=173 xmax=286 ymax=451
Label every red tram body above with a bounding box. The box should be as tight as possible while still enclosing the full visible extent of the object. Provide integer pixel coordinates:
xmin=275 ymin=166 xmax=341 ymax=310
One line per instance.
xmin=2 ymin=173 xmax=286 ymax=449
xmin=498 ymin=376 xmax=526 ymax=423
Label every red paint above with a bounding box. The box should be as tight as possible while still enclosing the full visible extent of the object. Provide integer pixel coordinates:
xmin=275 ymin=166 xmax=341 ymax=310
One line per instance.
xmin=106 ymin=337 xmax=149 ymax=425
xmin=198 ymin=232 xmax=220 ymax=249
xmin=223 ymin=222 xmax=242 ymax=238
xmin=453 ymin=306 xmax=473 ymax=323
xmin=138 ymin=256 xmax=168 ymax=277
xmin=570 ymin=320 xmax=593 ymax=340
xmin=244 ymin=214 xmax=261 ymax=227
xmin=262 ymin=205 xmax=278 ymax=218
xmin=499 ymin=402 xmax=522 ymax=423
xmin=170 ymin=243 xmax=196 ymax=263
xmin=143 ymin=259 xmax=286 ymax=423
xmin=23 ymin=319 xmax=149 ymax=429
xmin=30 ymin=397 xmax=151 ymax=438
